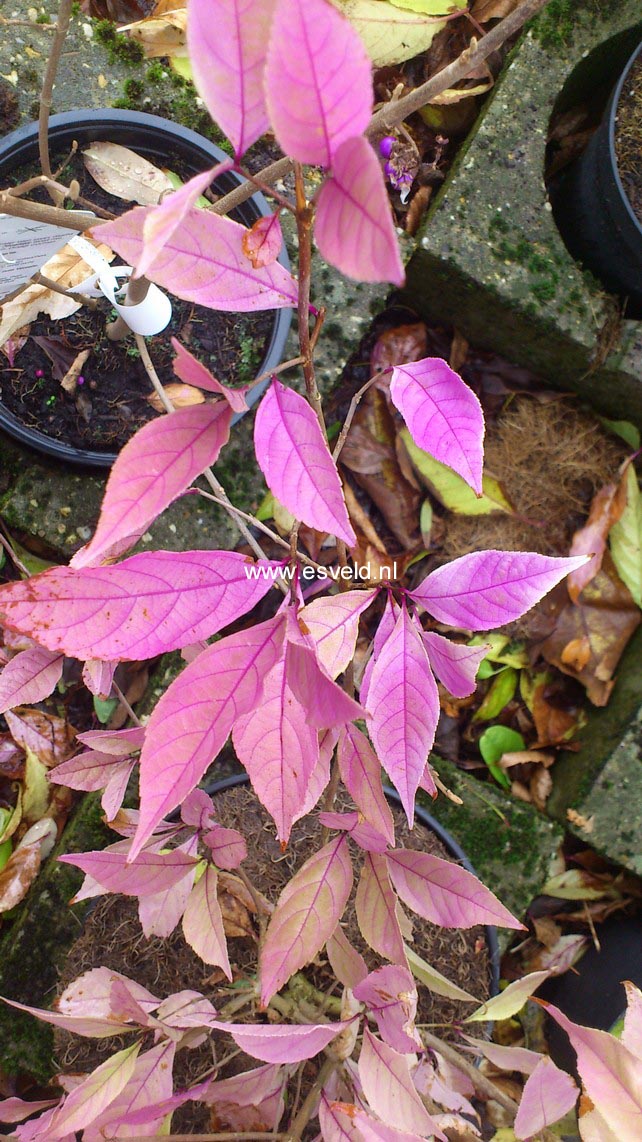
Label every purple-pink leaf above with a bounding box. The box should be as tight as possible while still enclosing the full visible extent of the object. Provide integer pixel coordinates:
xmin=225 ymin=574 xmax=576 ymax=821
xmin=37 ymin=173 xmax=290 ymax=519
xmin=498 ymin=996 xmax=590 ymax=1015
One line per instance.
xmin=390 ymin=359 xmax=484 ymax=494
xmin=514 ymin=1055 xmax=578 ymax=1140
xmin=172 ymin=338 xmax=250 ymax=412
xmin=319 ymin=1095 xmax=426 ymax=1142
xmin=46 ymin=1043 xmax=141 ymax=1137
xmin=50 ymin=749 xmax=130 ymax=794
xmin=358 ymin=1029 xmax=444 ymax=1138
xmin=300 ymin=589 xmax=377 ymax=679
xmin=243 ymin=213 xmax=283 ymax=269
xmin=0 ymin=550 xmax=280 ymax=661
xmin=459 ymin=1034 xmax=540 ymax=1074
xmin=409 ymin=551 xmax=589 ymax=631
xmin=260 ymin=834 xmax=353 ymax=1003
xmin=139 ymin=161 xmax=232 ymax=276
xmin=203 ymin=825 xmax=247 ymax=869
xmin=623 ymin=981 xmax=642 ymax=1061
xmin=187 ymin=0 xmax=276 ymax=157
xmin=84 ymin=1040 xmax=176 ymax=1140
xmin=97 ymin=207 xmax=298 ymax=311
xmin=355 ymin=853 xmax=406 ymax=965
xmin=138 ymin=836 xmax=199 ymax=938
xmin=544 ymin=1001 xmax=642 ymax=1137
xmin=58 ymin=966 xmax=158 ymax=1021
xmin=421 ymin=631 xmax=488 ymax=699
xmin=0 ymin=994 xmax=134 ymax=1039
xmin=316 ymin=137 xmax=405 ymax=286
xmin=0 ymin=646 xmax=63 ymax=714
xmin=71 ymin=404 xmax=232 ymax=568
xmin=326 ymin=924 xmax=368 ymax=990
xmin=353 ymin=966 xmax=422 ymax=1053
xmin=285 ymin=641 xmax=362 ymax=728
xmin=76 ymin=727 xmax=145 ymax=755
xmin=214 ymin=1020 xmax=351 ymax=1064
xmin=0 ymin=1098 xmax=57 ymax=1124
xmin=338 ymin=725 xmax=395 ymax=847
xmin=319 ymin=811 xmax=388 ymax=854
xmin=156 ymin=990 xmax=218 ymax=1031
xmin=255 ymin=381 xmax=356 ymax=545
xmin=264 ymin=0 xmax=371 ymax=167
xmin=181 ymin=788 xmax=215 ymax=828
xmin=386 ymin=849 xmax=524 ymax=930
xmin=133 ymin=615 xmax=285 ymax=857
xmin=59 ymin=848 xmax=199 ymax=897
xmin=81 ymin=659 xmax=114 ymax=700
xmin=366 ymin=606 xmax=439 ymax=825
xmin=360 ymin=598 xmax=399 ymax=706
xmin=182 ymin=865 xmax=232 ymax=977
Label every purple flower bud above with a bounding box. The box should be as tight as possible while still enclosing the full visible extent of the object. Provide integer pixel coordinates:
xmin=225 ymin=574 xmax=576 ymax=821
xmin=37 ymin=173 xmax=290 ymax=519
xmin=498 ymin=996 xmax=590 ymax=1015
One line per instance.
xmin=76 ymin=376 xmax=85 ymax=386
xmin=35 ymin=369 xmax=44 ymax=378
xmin=379 ymin=135 xmax=396 ymax=159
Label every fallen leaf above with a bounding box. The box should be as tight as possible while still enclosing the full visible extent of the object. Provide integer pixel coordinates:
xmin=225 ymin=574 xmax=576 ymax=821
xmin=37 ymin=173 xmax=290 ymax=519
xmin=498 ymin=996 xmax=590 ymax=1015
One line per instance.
xmin=430 ymin=79 xmax=493 ymax=105
xmin=400 ymin=428 xmax=513 ymax=515
xmin=120 ymin=0 xmax=188 ymax=59
xmin=343 ymin=482 xmax=387 ymax=554
xmin=471 ymin=0 xmax=521 ymax=19
xmin=61 ymin=349 xmax=90 ymax=394
xmin=609 ymin=465 xmax=642 ymax=608
xmin=449 ymin=329 xmax=469 ymax=374
xmin=542 ymin=869 xmax=613 ymax=901
xmin=146 ymin=382 xmax=205 ymax=411
xmin=532 ymin=932 xmax=587 ymax=975
xmin=4 ymin=707 xmax=77 ymax=768
xmin=83 ymin=142 xmax=175 ymax=206
xmin=22 ymin=747 xmax=50 ymax=824
xmin=0 ymin=844 xmax=40 ymax=913
xmin=332 ymin=0 xmax=465 ymax=66
xmin=529 ymin=766 xmax=552 ymax=811
xmin=568 ymin=477 xmax=626 ymax=602
xmin=370 ymin=323 xmax=427 ymax=379
xmin=0 ymin=324 xmax=30 ymax=366
xmin=0 ymin=734 xmax=25 ymax=779
xmin=566 ymin=808 xmax=594 ymax=833
xmin=32 ymin=334 xmax=79 ymax=381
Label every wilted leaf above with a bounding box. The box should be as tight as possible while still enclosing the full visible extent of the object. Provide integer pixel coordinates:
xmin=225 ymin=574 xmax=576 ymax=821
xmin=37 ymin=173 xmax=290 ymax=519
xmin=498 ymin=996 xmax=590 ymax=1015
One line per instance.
xmin=568 ymin=478 xmax=626 ymax=602
xmin=609 ymin=465 xmax=642 ymax=607
xmin=217 ymin=871 xmax=261 ymax=937
xmin=242 ymin=214 xmax=283 ymax=269
xmin=400 ymin=428 xmax=513 ymax=515
xmin=120 ymin=0 xmax=188 ymax=58
xmin=370 ymin=323 xmax=427 ymax=377
xmin=4 ymin=706 xmax=76 ymax=767
xmin=146 ymin=382 xmax=205 ymax=411
xmin=331 ymin=0 xmax=462 ymax=66
xmin=531 ymin=932 xmax=587 ymax=975
xmin=83 ymin=142 xmax=174 ymax=205
xmin=0 ymin=843 xmax=40 ymax=913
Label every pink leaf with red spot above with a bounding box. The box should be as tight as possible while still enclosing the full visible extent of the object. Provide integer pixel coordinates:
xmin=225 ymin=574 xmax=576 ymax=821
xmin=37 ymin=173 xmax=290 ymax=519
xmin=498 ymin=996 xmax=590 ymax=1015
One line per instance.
xmin=0 ymin=646 xmax=63 ymax=714
xmin=358 ymin=1029 xmax=444 ymax=1138
xmin=514 ymin=1055 xmax=578 ymax=1140
xmin=338 ymin=724 xmax=395 ymax=847
xmin=326 ymin=924 xmax=368 ymax=990
xmin=182 ymin=865 xmax=231 ymax=977
xmin=81 ymin=659 xmax=114 ymax=700
xmin=285 ymin=641 xmax=362 ymax=728
xmin=354 ymin=966 xmax=422 ymax=1053
xmin=316 ymin=137 xmax=404 ymax=286
xmin=255 ymin=381 xmax=355 ymax=544
xmin=421 ymin=631 xmax=488 ymax=699
xmin=71 ymin=404 xmax=232 ymax=568
xmin=139 ymin=161 xmax=232 ymax=276
xmin=300 ymin=589 xmax=377 ymax=679
xmin=243 ymin=213 xmax=283 ymax=269
xmin=202 ymin=1063 xmax=287 ymax=1132
xmin=386 ymin=849 xmax=524 ymax=930
xmin=390 ymin=359 xmax=484 ymax=494
xmin=366 ymin=606 xmax=439 ymax=825
xmin=187 ymin=0 xmax=277 ymax=158
xmin=172 ymin=338 xmax=250 ymax=412
xmin=264 ymin=0 xmax=371 ymax=167
xmin=96 ymin=207 xmax=298 ymax=311
xmin=409 ymin=551 xmax=589 ymax=631
xmin=260 ymin=834 xmax=353 ymax=1003
xmin=203 ymin=825 xmax=247 ymax=870
xmin=59 ymin=848 xmax=199 ymax=896
xmin=355 ymin=852 xmax=406 ymax=964
xmin=319 ymin=1095 xmax=427 ymax=1142
xmin=0 ymin=550 xmax=280 ymax=661
xmin=213 ymin=1020 xmax=351 ymax=1064
xmin=133 ymin=615 xmax=285 ymax=857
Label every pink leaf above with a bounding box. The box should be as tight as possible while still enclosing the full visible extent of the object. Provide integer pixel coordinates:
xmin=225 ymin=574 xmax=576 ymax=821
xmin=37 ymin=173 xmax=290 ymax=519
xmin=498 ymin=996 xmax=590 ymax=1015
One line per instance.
xmin=338 ymin=725 xmax=395 ymax=847
xmin=182 ymin=865 xmax=232 ymax=977
xmin=0 ymin=550 xmax=280 ymax=661
xmin=359 ymin=1029 xmax=444 ymax=1138
xmin=58 ymin=967 xmax=159 ymax=1022
xmin=202 ymin=1063 xmax=287 ymax=1132
xmin=366 ymin=606 xmax=439 ymax=825
xmin=409 ymin=551 xmax=589 ymax=631
xmin=623 ymin=982 xmax=642 ymax=1062
xmin=138 ymin=837 xmax=199 ymax=937
xmin=243 ymin=213 xmax=283 ymax=269
xmin=133 ymin=614 xmax=285 ymax=857
xmin=187 ymin=0 xmax=277 ymax=157
xmin=319 ymin=1095 xmax=427 ymax=1142
xmin=0 ymin=1098 xmax=58 ymax=1124
xmin=390 ymin=359 xmax=484 ymax=494
xmin=318 ymin=810 xmax=388 ymax=854
xmin=181 ymin=788 xmax=216 ymax=828
xmin=316 ymin=137 xmax=405 ymax=286
xmin=514 ymin=1055 xmax=578 ymax=1140
xmin=355 ymin=852 xmax=406 ymax=964
xmin=81 ymin=659 xmax=114 ymax=700
xmin=213 ymin=1020 xmax=351 ymax=1064
xmin=255 ymin=380 xmax=356 ymax=545
xmin=138 ymin=162 xmax=232 ymax=276
xmin=354 ymin=966 xmax=422 ymax=1053
xmin=386 ymin=849 xmax=524 ymax=930
xmin=59 ymin=848 xmax=199 ymax=896
xmin=300 ymin=589 xmax=377 ymax=679
xmin=421 ymin=631 xmax=488 ymax=699
xmin=260 ymin=834 xmax=353 ymax=1003
xmin=51 ymin=749 xmax=130 ymax=794
xmin=156 ymin=990 xmax=218 ymax=1031
xmin=46 ymin=1043 xmax=141 ymax=1137
xmin=0 ymin=646 xmax=63 ymax=714
xmin=0 ymin=994 xmax=136 ymax=1039
xmin=84 ymin=1040 xmax=176 ymax=1139
xmin=326 ymin=924 xmax=368 ymax=990
xmin=459 ymin=1034 xmax=540 ymax=1074
xmin=285 ymin=641 xmax=362 ymax=728
xmin=76 ymin=726 xmax=145 ymax=755
xmin=264 ymin=0 xmax=371 ymax=167
xmin=203 ymin=825 xmax=247 ymax=870
xmin=544 ymin=1001 xmax=642 ymax=1138
xmin=360 ymin=598 xmax=399 ymax=706
xmin=96 ymin=207 xmax=298 ymax=311
xmin=172 ymin=338 xmax=250 ymax=413
xmin=71 ymin=404 xmax=232 ymax=568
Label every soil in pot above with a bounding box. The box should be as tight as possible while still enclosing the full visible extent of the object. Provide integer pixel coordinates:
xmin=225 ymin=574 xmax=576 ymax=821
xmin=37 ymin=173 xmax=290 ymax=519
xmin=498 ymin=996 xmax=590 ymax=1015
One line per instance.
xmin=1 ymin=148 xmax=274 ymax=455
xmin=53 ymin=784 xmax=492 ymax=1134
xmin=615 ymin=55 xmax=642 ymax=223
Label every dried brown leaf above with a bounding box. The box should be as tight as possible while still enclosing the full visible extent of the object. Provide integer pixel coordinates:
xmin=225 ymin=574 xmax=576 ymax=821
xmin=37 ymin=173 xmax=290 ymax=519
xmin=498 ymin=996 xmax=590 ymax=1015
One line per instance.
xmin=567 ymin=476 xmax=627 ymax=602
xmin=83 ymin=142 xmax=174 ymax=206
xmin=146 ymin=383 xmax=205 ymax=412
xmin=0 ymin=844 xmax=40 ymax=913
xmin=120 ymin=0 xmax=187 ymax=59
xmin=4 ymin=707 xmax=77 ymax=768
xmin=0 ymin=323 xmax=30 ymax=366
xmin=471 ymin=0 xmax=521 ymax=19
xmin=529 ymin=766 xmax=552 ymax=811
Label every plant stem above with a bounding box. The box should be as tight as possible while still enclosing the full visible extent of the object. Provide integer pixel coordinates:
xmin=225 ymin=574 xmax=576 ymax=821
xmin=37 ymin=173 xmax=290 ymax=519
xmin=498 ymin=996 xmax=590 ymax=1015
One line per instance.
xmin=38 ymin=0 xmax=73 ymax=195
xmin=0 ymin=193 xmax=94 ymax=230
xmin=286 ymin=1057 xmax=335 ymax=1141
xmin=293 ymin=164 xmax=326 ymax=438
xmin=421 ymin=1029 xmax=519 ymax=1116
xmin=33 ymin=272 xmax=98 ymax=311
xmin=106 ymin=276 xmax=151 ymax=341
xmin=212 ymin=157 xmax=294 ymax=217
xmin=332 ymin=368 xmax=392 ymax=461
xmin=111 ymin=681 xmax=142 ymax=727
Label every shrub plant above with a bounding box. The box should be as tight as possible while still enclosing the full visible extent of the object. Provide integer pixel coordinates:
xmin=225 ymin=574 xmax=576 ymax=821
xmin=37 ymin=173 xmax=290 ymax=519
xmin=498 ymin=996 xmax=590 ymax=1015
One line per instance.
xmin=0 ymin=0 xmax=640 ymax=1138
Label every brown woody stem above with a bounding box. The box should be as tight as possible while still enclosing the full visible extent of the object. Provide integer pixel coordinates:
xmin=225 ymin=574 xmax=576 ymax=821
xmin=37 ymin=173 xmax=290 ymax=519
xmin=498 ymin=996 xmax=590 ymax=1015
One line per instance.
xmin=38 ymin=0 xmax=73 ymax=194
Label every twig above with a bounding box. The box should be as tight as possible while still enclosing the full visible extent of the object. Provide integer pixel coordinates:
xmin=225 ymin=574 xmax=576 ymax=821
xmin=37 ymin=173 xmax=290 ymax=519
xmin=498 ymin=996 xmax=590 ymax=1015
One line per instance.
xmin=111 ymin=681 xmax=142 ymax=728
xmin=332 ymin=368 xmax=392 ymax=461
xmin=286 ymin=1057 xmax=335 ymax=1141
xmin=211 ymin=156 xmax=294 ymax=217
xmin=0 ymin=193 xmax=95 ymax=230
xmin=293 ymin=164 xmax=325 ymax=437
xmin=422 ymin=1029 xmax=519 ymax=1116
xmin=33 ymin=272 xmax=98 ymax=311
xmin=236 ymin=166 xmax=295 ymax=213
xmin=0 ymin=531 xmax=31 ymax=578
xmin=39 ymin=0 xmax=73 ymax=194
xmin=6 ymin=174 xmax=69 ymax=199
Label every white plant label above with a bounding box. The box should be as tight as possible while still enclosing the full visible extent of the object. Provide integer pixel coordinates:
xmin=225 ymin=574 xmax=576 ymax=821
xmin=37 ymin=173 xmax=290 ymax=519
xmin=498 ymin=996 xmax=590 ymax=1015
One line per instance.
xmin=0 ymin=212 xmax=94 ymax=297
xmin=70 ymin=234 xmax=172 ymax=335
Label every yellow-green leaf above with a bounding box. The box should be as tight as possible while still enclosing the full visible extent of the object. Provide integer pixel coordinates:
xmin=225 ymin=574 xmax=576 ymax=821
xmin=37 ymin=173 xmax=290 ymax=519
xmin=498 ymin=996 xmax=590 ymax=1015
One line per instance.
xmin=473 ymin=666 xmax=518 ymax=722
xmin=0 ymin=796 xmax=22 ymax=846
xmin=542 ymin=869 xmax=612 ymax=901
xmin=400 ymin=429 xmax=513 ymax=515
xmin=465 ymin=970 xmax=550 ymax=1022
xmin=405 ymin=944 xmax=479 ymax=1002
xmin=609 ymin=466 xmax=642 ymax=607
xmin=331 ymin=0 xmax=450 ymax=66
xmin=22 ymin=747 xmax=50 ymax=824
xmin=387 ymin=0 xmax=466 ymax=11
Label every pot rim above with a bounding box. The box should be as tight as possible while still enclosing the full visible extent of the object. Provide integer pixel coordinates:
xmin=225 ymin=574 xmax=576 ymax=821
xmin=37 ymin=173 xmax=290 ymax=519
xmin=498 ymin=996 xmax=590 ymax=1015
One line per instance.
xmin=608 ymin=38 xmax=642 ymax=241
xmin=0 ymin=108 xmax=293 ymax=469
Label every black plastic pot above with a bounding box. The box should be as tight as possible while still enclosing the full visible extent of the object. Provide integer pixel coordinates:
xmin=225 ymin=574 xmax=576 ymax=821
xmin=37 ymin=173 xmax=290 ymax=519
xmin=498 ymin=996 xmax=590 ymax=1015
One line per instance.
xmin=0 ymin=109 xmax=292 ymax=468
xmin=204 ymin=772 xmax=501 ymax=997
xmin=550 ymin=39 xmax=642 ymax=318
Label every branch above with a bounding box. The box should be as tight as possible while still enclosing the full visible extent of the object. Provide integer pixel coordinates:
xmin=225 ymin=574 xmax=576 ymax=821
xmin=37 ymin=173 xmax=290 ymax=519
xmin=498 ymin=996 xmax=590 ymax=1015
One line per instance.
xmin=39 ymin=0 xmax=73 ymax=191
xmin=0 ymin=193 xmax=94 ymax=230
xmin=421 ymin=1029 xmax=519 ymax=1116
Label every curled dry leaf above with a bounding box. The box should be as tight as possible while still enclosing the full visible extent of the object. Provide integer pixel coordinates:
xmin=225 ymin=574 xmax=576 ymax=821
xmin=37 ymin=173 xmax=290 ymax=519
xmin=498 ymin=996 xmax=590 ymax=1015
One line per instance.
xmin=0 ymin=843 xmax=41 ymax=913
xmin=471 ymin=0 xmax=522 ymax=19
xmin=83 ymin=142 xmax=175 ymax=206
xmin=568 ymin=477 xmax=626 ymax=602
xmin=61 ymin=349 xmax=90 ymax=394
xmin=120 ymin=0 xmax=188 ymax=60
xmin=4 ymin=707 xmax=77 ymax=768
xmin=146 ymin=383 xmax=206 ymax=411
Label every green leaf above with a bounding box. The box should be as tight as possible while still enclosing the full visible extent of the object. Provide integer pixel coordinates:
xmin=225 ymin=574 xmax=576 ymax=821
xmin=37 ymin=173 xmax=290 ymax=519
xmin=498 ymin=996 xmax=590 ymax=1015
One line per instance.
xmin=473 ymin=667 xmax=518 ymax=722
xmin=405 ymin=944 xmax=478 ymax=1002
xmin=22 ymin=748 xmax=49 ymax=824
xmin=478 ymin=725 xmax=525 ymax=789
xmin=598 ymin=417 xmax=641 ymax=450
xmin=163 ymin=168 xmax=210 ymax=208
xmin=465 ymin=970 xmax=549 ymax=1022
xmin=0 ymin=838 xmax=12 ymax=872
xmin=93 ymin=696 xmax=119 ymax=724
xmin=609 ymin=466 xmax=642 ymax=607
xmin=541 ymin=869 xmax=610 ymax=900
xmin=333 ymin=0 xmax=460 ymax=68
xmin=400 ymin=429 xmax=513 ymax=515
xmin=170 ymin=56 xmax=193 ymax=81
xmin=255 ymin=491 xmax=275 ymax=522
xmin=0 ymin=798 xmax=21 ymax=847
xmin=419 ymin=498 xmax=433 ymax=544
